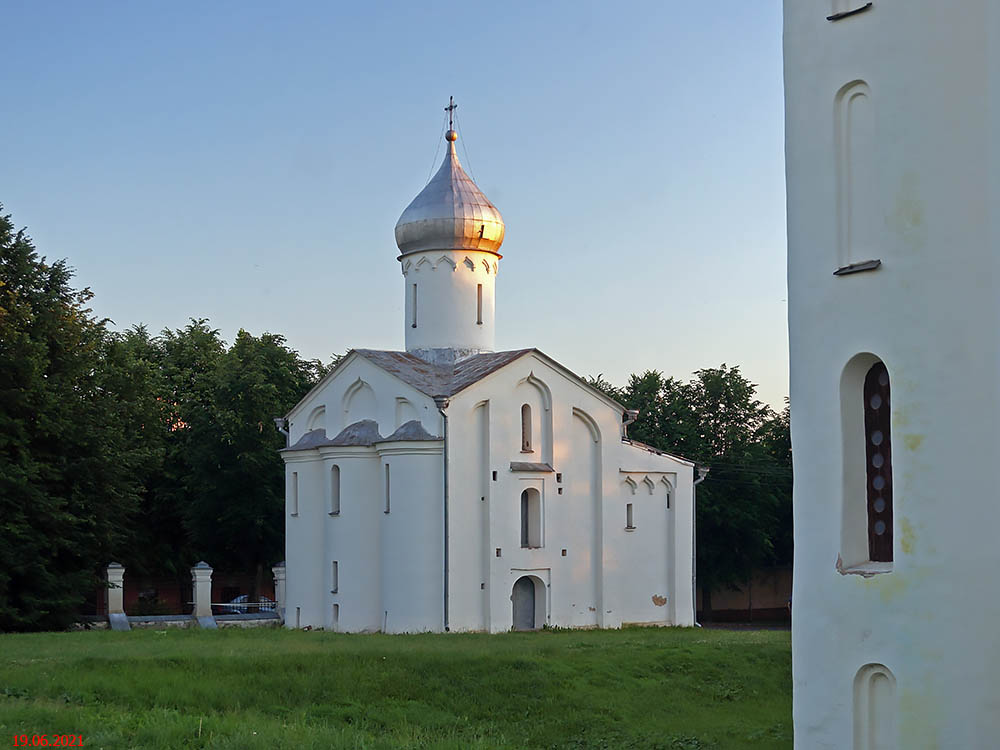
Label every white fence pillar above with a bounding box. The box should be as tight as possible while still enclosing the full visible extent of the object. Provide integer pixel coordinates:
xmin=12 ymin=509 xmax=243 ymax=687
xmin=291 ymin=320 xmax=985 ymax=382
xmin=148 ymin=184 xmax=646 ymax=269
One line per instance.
xmin=105 ymin=562 xmax=130 ymax=631
xmin=272 ymin=561 xmax=286 ymax=622
xmin=106 ymin=563 xmax=125 ymax=614
xmin=190 ymin=562 xmax=215 ymax=626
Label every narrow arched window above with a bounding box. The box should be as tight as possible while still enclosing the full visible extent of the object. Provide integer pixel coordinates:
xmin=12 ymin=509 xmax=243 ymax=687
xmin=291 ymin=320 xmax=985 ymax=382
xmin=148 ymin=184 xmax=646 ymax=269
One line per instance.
xmin=520 ymin=489 xmax=542 ymax=548
xmin=520 ymin=491 xmax=529 ymax=547
xmin=384 ymin=464 xmax=391 ymax=514
xmin=329 ymin=465 xmax=340 ymax=516
xmin=476 ymin=284 xmax=483 ymax=325
xmin=521 ymin=404 xmax=532 ymax=452
xmin=411 ymin=284 xmax=417 ymax=328
xmin=864 ymin=362 xmax=892 ymax=562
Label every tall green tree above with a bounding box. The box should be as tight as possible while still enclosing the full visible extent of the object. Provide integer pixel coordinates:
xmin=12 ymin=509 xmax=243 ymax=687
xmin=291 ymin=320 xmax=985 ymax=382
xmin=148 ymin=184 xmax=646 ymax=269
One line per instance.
xmin=182 ymin=330 xmax=318 ymax=596
xmin=0 ymin=208 xmax=147 ymax=630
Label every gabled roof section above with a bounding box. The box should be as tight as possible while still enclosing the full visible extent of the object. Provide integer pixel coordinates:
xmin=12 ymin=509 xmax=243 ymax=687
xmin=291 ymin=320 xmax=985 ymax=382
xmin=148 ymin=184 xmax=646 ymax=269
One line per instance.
xmin=621 ymin=437 xmax=695 ymax=467
xmin=284 ymin=347 xmax=628 ymax=420
xmin=353 ymin=349 xmax=533 ymax=398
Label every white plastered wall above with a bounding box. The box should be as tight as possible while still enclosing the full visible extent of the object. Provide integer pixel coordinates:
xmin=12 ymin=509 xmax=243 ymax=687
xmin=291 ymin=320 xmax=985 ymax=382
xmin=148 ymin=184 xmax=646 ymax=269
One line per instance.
xmin=402 ymin=250 xmax=498 ymax=356
xmin=785 ymin=2 xmax=1000 ymax=747
xmin=283 ymin=355 xmax=443 ymax=632
xmin=445 ymin=352 xmax=694 ymax=633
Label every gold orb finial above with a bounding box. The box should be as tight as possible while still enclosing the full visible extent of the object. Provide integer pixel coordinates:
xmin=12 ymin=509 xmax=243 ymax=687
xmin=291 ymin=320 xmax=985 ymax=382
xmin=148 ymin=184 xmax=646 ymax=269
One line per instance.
xmin=445 ymin=129 xmax=458 ymax=142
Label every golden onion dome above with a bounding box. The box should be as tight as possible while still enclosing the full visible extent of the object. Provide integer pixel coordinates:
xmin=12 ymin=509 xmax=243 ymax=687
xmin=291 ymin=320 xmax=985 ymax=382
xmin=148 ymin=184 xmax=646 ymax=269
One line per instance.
xmin=395 ymin=130 xmax=505 ymax=257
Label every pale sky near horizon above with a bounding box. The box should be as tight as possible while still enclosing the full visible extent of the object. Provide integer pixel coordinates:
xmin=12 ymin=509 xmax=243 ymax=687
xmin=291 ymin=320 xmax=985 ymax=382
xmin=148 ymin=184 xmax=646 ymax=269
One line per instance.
xmin=3 ymin=1 xmax=789 ymax=407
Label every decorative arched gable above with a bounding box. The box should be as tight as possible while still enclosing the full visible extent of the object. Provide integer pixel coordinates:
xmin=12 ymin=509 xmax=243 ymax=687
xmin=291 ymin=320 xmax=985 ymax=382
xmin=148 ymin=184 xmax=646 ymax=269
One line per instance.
xmin=306 ymin=405 xmax=326 ymax=433
xmin=342 ymin=377 xmax=377 ymax=426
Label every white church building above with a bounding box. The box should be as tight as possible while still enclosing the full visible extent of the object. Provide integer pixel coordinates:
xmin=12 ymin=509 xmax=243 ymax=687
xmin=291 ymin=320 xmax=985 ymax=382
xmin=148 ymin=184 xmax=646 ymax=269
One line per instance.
xmin=785 ymin=1 xmax=1000 ymax=748
xmin=278 ymin=116 xmax=695 ymax=633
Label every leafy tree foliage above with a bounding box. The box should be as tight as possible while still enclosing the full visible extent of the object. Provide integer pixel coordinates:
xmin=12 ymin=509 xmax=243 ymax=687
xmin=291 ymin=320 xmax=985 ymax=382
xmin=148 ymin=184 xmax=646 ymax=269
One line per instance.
xmin=0 ymin=207 xmax=330 ymax=629
xmin=183 ymin=329 xmax=318 ymax=594
xmin=0 ymin=209 xmax=148 ymax=630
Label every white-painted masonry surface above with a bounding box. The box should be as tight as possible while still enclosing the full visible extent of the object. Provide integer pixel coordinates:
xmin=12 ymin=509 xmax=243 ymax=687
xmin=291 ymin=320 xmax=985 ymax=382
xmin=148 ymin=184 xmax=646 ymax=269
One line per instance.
xmin=784 ymin=2 xmax=1000 ymax=747
xmin=280 ymin=122 xmax=695 ymax=634
xmin=282 ymin=350 xmax=693 ymax=633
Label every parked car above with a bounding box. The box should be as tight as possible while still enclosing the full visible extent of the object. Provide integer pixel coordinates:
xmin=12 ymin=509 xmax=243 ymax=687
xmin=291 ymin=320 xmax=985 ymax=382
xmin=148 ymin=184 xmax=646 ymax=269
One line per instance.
xmin=219 ymin=595 xmax=276 ymax=614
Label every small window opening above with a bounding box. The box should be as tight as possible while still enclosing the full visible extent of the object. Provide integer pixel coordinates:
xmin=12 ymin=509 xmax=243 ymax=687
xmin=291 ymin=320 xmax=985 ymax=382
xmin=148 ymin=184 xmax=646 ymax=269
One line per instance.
xmin=329 ymin=465 xmax=340 ymax=515
xmin=478 ymin=223 xmax=485 ymax=239
xmin=492 ymin=471 xmax=497 ymax=481
xmin=521 ymin=404 xmax=532 ymax=452
xmin=332 ymin=603 xmax=339 ymax=627
xmin=291 ymin=472 xmax=299 ymax=516
xmin=384 ymin=464 xmax=391 ymax=513
xmin=556 ymin=473 xmax=562 ymax=483
xmin=480 ymin=496 xmax=485 ymax=502
xmin=496 ymin=548 xmax=502 ymax=557
xmin=557 ymin=487 xmax=563 ymax=495
xmin=561 ymin=549 xmax=567 ymax=557
xmin=864 ymin=362 xmax=893 ymax=562
xmin=626 ymin=502 xmax=635 ymax=530
xmin=295 ymin=606 xmax=301 ymax=628
xmin=477 ymin=284 xmax=483 ymax=325
xmin=520 ymin=489 xmax=542 ymax=548
xmin=480 ymin=582 xmax=485 ymax=590
xmin=411 ymin=283 xmax=417 ymax=328
xmin=331 ymin=561 xmax=339 ymax=594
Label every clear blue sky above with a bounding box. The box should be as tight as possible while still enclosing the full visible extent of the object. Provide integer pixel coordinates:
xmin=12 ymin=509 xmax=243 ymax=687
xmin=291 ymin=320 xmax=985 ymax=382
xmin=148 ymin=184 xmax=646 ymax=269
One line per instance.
xmin=3 ymin=1 xmax=788 ymax=407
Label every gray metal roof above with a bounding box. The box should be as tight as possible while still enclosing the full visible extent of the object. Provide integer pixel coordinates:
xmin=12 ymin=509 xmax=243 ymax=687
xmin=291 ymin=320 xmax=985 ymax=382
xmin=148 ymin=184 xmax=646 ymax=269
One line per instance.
xmin=394 ymin=131 xmax=505 ymax=256
xmin=326 ymin=419 xmax=384 ymax=447
xmin=382 ymin=420 xmax=441 ymax=442
xmin=281 ymin=429 xmax=330 ymax=451
xmin=354 ymin=349 xmax=533 ymax=398
xmin=281 ymin=419 xmax=385 ymax=452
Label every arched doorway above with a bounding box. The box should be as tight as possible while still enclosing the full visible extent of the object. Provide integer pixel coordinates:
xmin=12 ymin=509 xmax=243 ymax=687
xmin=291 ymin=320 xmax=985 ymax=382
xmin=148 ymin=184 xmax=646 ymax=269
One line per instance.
xmin=512 ymin=576 xmax=541 ymax=630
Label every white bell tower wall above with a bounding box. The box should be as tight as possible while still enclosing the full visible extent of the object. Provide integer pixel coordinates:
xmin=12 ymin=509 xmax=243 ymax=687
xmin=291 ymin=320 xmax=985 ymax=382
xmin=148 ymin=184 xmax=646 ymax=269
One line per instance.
xmin=785 ymin=2 xmax=1000 ymax=748
xmin=402 ymin=249 xmax=498 ymax=362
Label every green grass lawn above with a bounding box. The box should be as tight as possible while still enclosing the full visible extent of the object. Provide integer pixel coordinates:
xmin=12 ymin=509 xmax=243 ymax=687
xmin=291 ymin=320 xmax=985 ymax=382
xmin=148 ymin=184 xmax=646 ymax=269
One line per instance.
xmin=0 ymin=626 xmax=790 ymax=750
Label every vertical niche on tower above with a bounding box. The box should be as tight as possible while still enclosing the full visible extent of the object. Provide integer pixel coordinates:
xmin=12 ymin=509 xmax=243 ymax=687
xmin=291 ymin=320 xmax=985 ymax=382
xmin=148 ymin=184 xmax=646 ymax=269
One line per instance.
xmin=835 ymin=80 xmax=879 ymax=268
xmin=839 ymin=353 xmax=894 ymax=570
xmin=853 ymin=663 xmax=896 ymax=750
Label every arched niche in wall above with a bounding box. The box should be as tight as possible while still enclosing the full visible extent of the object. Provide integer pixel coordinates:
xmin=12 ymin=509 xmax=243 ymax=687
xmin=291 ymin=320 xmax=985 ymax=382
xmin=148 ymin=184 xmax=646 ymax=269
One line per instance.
xmin=394 ymin=397 xmax=419 ymax=430
xmin=306 ymin=405 xmax=326 ymax=434
xmin=570 ymin=406 xmax=602 ymax=626
xmin=515 ymin=373 xmax=553 ymax=464
xmin=853 ymin=663 xmax=896 ymax=750
xmin=660 ymin=477 xmax=674 ymax=510
xmin=342 ymin=378 xmax=377 ymax=428
xmin=839 ymin=353 xmax=894 ymax=570
xmin=835 ymin=80 xmax=877 ymax=267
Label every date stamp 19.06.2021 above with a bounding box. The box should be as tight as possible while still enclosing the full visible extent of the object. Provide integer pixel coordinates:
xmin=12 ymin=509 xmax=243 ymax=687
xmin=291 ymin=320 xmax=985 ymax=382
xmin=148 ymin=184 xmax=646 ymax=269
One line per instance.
xmin=12 ymin=736 xmax=83 ymax=747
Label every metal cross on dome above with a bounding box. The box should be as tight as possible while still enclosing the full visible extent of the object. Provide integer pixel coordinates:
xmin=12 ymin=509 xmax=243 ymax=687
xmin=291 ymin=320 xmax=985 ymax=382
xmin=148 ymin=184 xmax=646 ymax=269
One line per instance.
xmin=445 ymin=96 xmax=457 ymax=130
